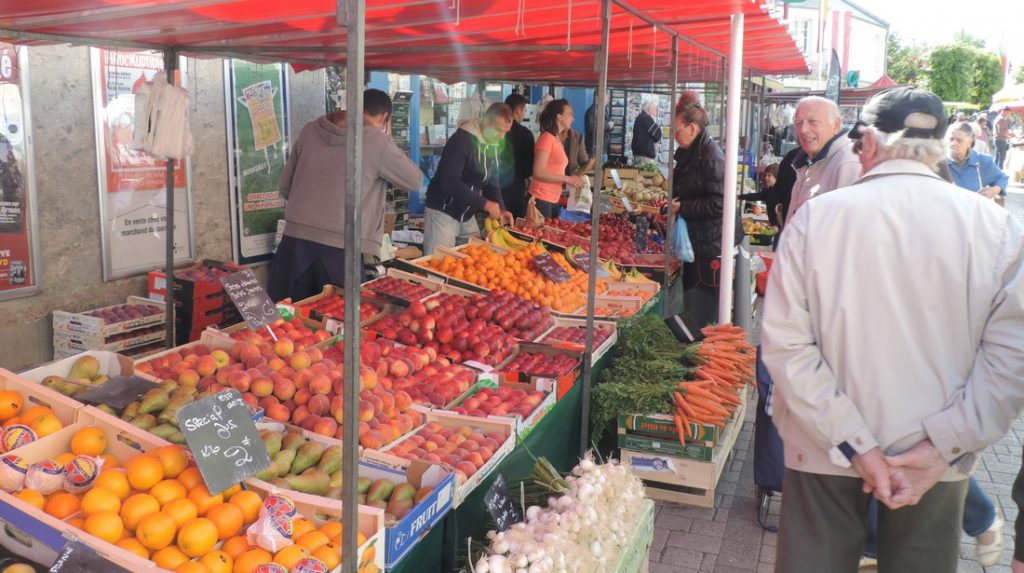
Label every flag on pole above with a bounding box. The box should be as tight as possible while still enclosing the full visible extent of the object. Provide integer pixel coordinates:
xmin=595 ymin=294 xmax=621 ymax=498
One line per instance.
xmin=825 ymin=49 xmax=841 ymax=104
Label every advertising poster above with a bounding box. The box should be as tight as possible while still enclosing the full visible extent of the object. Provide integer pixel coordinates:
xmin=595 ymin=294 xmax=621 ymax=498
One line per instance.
xmin=225 ymin=60 xmax=289 ymax=265
xmin=91 ymin=48 xmax=195 ymax=280
xmin=0 ymin=44 xmax=41 ymax=301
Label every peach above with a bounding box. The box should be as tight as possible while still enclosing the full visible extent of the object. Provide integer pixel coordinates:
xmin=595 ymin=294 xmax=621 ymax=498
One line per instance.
xmin=313 ymin=417 xmax=338 ymax=437
xmin=309 ymin=374 xmax=331 ymax=396
xmin=178 ymin=369 xmax=201 ymax=386
xmin=389 ymin=360 xmax=410 ymax=378
xmin=210 ymin=349 xmax=230 ymax=368
xmin=394 ymin=391 xmax=412 ymax=413
xmin=195 ymin=356 xmax=218 ymax=377
xmin=454 ymin=461 xmax=478 ymax=477
xmin=358 ymin=400 xmax=375 ymax=422
xmin=273 ymin=380 xmax=296 ymax=401
xmin=251 ymin=376 xmax=274 ymax=398
xmin=274 ymin=338 xmax=295 ymax=358
xmin=228 ymin=371 xmax=251 ymax=392
xmin=308 ymin=394 xmax=330 ymax=417
xmin=292 ymin=405 xmax=311 ymax=425
xmin=290 ymin=351 xmax=312 ymax=370
xmin=265 ymin=403 xmax=291 ymax=423
xmin=465 ymin=452 xmax=485 ymax=469
xmin=239 ymin=344 xmax=261 ymax=363
xmin=359 ymin=430 xmax=385 ymax=450
xmin=267 ymin=357 xmax=286 ymax=372
xmin=294 ymin=388 xmax=311 ymax=406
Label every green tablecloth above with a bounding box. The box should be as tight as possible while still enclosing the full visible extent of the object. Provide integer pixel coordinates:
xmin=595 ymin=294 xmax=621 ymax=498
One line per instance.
xmin=391 ymin=289 xmax=671 ymax=573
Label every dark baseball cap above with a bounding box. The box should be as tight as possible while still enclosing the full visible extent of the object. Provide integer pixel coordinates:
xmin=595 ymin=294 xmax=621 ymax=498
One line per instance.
xmin=848 ymin=87 xmax=946 ymax=140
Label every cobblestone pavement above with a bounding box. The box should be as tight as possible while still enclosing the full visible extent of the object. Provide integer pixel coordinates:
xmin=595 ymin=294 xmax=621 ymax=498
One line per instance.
xmin=650 ymin=185 xmax=1024 ymax=572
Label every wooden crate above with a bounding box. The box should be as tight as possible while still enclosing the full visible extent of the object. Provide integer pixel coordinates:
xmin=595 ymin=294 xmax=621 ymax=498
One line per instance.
xmin=620 ymin=396 xmax=746 ymax=508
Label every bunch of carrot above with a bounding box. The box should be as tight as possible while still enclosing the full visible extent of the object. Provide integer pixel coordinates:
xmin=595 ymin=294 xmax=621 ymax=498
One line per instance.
xmin=671 ymin=323 xmax=756 ymax=444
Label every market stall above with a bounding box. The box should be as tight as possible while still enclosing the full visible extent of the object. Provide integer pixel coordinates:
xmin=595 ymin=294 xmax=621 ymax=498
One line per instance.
xmin=0 ymin=1 xmax=807 ymax=572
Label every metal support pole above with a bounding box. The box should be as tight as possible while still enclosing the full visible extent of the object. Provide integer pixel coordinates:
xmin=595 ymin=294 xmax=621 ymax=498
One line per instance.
xmin=663 ymin=36 xmax=678 ymax=317
xmin=718 ymin=14 xmax=743 ymax=324
xmin=580 ymin=0 xmax=611 ymax=458
xmin=164 ymin=48 xmax=177 ymax=349
xmin=756 ymin=76 xmax=766 ymax=166
xmin=746 ymin=68 xmax=754 ymax=159
xmin=341 ymin=0 xmax=364 ymax=569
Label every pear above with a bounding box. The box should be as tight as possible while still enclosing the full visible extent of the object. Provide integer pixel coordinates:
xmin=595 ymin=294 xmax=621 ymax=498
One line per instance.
xmin=281 ymin=431 xmax=306 ymax=452
xmin=68 ymin=355 xmax=101 ymax=380
xmin=290 ymin=442 xmax=325 ymax=475
xmin=261 ymin=430 xmax=283 ymax=458
xmin=367 ymin=478 xmax=396 ymax=502
xmin=316 ymin=445 xmax=342 ymax=474
xmin=283 ymin=469 xmax=330 ymax=496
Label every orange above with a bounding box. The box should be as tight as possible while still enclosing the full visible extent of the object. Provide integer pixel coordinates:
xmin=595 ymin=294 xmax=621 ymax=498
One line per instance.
xmin=221 ymin=536 xmax=252 ymax=560
xmin=177 ymin=467 xmax=205 ymax=490
xmin=14 ymin=489 xmax=45 ymax=510
xmin=291 ymin=518 xmax=315 ymax=539
xmin=0 ymin=390 xmax=23 ymax=422
xmin=318 ymin=521 xmax=342 ymax=540
xmin=44 ymin=493 xmax=81 ymax=520
xmin=175 ymin=562 xmax=209 ymax=573
xmin=94 ymin=470 xmax=131 ymax=501
xmin=232 ymin=548 xmax=272 ymax=573
xmin=221 ymin=483 xmax=242 ymax=499
xmin=125 ymin=454 xmax=164 ymax=491
xmin=136 ymin=512 xmax=177 ymax=550
xmin=177 ymin=517 xmax=218 ymax=557
xmin=2 ymin=416 xmax=22 ymax=429
xmin=29 ymin=413 xmax=63 ymax=438
xmin=187 ymin=485 xmax=223 ymax=516
xmin=81 ymin=487 xmax=122 ymax=516
xmin=313 ymin=543 xmax=341 ymax=570
xmin=162 ymin=497 xmax=200 ymax=528
xmin=120 ymin=493 xmax=161 ymax=530
xmin=19 ymin=406 xmax=50 ymax=427
xmin=206 ymin=503 xmax=244 ymax=540
xmin=152 ymin=445 xmax=190 ymax=479
xmin=83 ymin=511 xmax=124 ymax=544
xmin=66 ymin=517 xmax=85 ymax=529
xmin=150 ymin=478 xmax=188 ymax=506
xmin=272 ymin=545 xmax=310 ymax=570
xmin=152 ymin=546 xmax=190 ymax=570
xmin=116 ymin=537 xmax=151 ymax=560
xmin=228 ymin=490 xmax=262 ymax=525
xmin=295 ymin=530 xmax=330 ymax=552
xmin=200 ymin=551 xmax=234 ymax=573
xmin=99 ymin=453 xmax=120 ymax=469
xmin=70 ymin=427 xmax=108 ymax=456
xmin=54 ymin=452 xmax=76 ymax=467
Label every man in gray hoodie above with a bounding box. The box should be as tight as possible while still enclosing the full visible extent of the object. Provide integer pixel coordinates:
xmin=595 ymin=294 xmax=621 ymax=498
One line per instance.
xmin=268 ymin=89 xmax=422 ymax=302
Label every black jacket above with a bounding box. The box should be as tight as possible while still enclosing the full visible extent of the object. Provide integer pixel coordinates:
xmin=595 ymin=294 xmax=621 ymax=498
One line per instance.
xmin=631 ymin=110 xmax=662 ymax=160
xmin=740 ymin=146 xmax=800 ymax=229
xmin=672 ymin=130 xmax=743 ymax=259
xmin=500 ymin=120 xmax=534 ymax=192
xmin=426 ymin=121 xmax=505 ymax=222
xmin=585 ymin=103 xmax=611 ymax=157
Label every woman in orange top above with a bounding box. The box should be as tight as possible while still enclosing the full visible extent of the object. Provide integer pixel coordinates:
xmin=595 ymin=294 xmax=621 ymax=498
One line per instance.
xmin=528 ymin=99 xmax=584 ymax=218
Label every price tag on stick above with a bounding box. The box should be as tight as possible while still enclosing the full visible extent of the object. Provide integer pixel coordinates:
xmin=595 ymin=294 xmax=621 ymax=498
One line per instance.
xmin=176 ymin=390 xmax=271 ymax=495
xmin=484 ymin=474 xmax=523 ymax=532
xmin=50 ymin=539 xmax=132 ymax=573
xmin=220 ymin=269 xmax=281 ymax=331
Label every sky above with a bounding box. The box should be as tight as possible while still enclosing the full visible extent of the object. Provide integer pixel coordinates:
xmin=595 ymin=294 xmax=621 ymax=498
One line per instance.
xmin=851 ymin=0 xmax=1024 ymax=69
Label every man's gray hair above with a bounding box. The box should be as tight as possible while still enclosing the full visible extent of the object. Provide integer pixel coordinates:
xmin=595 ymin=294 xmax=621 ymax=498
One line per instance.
xmin=795 ymin=96 xmax=841 ymax=125
xmin=862 ymin=125 xmax=945 ymax=169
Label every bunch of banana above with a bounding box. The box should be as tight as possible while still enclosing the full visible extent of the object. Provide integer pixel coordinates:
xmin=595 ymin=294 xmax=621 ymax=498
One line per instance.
xmin=484 ymin=217 xmax=503 ymax=233
xmin=487 ymin=227 xmax=531 ymax=251
xmin=563 ymin=246 xmax=625 ymax=280
xmin=623 ymin=268 xmax=658 ymax=284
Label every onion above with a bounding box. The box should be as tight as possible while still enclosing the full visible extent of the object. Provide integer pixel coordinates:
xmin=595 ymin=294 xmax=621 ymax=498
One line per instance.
xmin=475 ymin=557 xmax=491 ymax=573
xmin=526 ymin=505 xmax=542 ymax=522
xmin=492 ymin=539 xmax=510 ymax=555
xmin=488 ymin=555 xmax=511 ymax=573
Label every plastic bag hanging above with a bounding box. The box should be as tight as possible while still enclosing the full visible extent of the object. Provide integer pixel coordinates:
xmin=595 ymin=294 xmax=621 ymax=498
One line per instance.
xmin=132 ymin=71 xmax=194 ymax=159
xmin=671 ymin=216 xmax=695 ymax=263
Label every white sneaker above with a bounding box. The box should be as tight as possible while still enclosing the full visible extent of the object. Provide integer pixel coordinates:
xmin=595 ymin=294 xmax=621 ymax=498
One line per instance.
xmin=976 ymin=515 xmax=1004 ymax=567
xmin=858 ymin=556 xmax=878 ymax=570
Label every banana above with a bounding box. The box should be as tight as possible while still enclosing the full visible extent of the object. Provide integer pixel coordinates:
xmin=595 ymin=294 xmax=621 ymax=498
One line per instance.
xmin=484 ymin=218 xmax=501 ymax=232
xmin=499 ymin=229 xmax=529 ymax=250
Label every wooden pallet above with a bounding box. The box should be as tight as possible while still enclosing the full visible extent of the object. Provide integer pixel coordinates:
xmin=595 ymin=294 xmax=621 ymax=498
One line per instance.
xmin=620 ymin=395 xmax=747 ymax=508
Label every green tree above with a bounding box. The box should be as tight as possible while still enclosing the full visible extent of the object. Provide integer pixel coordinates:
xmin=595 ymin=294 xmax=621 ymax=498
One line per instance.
xmin=928 ymin=44 xmax=974 ymax=102
xmin=954 ymin=30 xmax=985 ymax=49
xmin=1015 ymin=64 xmax=1024 ymax=85
xmin=971 ymin=51 xmax=1004 ymax=107
xmin=886 ymin=33 xmax=928 ymax=86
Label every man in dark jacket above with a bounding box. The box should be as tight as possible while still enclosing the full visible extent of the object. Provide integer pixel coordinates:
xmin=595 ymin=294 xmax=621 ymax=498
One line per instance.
xmin=631 ymin=100 xmax=662 ymax=163
xmin=500 ymin=94 xmax=534 ymax=220
xmin=585 ymin=94 xmax=613 ymax=158
xmin=424 ymin=103 xmax=514 ymax=254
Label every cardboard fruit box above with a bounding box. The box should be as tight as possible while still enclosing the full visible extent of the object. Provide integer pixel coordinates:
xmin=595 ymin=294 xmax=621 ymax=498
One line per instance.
xmin=356 ymin=459 xmax=455 ymax=569
xmin=52 ymin=296 xmax=165 ymax=339
xmin=363 ymin=268 xmax=446 ymax=306
xmin=53 ymin=325 xmax=165 ymax=356
xmin=444 ymin=378 xmax=556 ymax=442
xmin=486 ymin=342 xmax=583 ymax=401
xmin=281 ymin=286 xmax=392 ymax=330
xmin=21 ymin=351 xmax=135 ymax=386
xmin=536 ymin=316 xmax=619 ymax=365
xmin=366 ymin=410 xmax=516 ymax=508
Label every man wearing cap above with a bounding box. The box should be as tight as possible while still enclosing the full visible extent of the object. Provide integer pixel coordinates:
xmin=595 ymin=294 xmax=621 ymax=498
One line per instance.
xmin=762 ymin=87 xmax=1024 ymax=573
xmin=782 ymin=96 xmax=862 ymax=226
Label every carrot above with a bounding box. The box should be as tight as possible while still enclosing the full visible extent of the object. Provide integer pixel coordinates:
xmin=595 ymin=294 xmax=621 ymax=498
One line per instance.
xmin=673 ymin=413 xmax=689 ymax=444
xmin=687 ymin=397 xmax=731 ymax=417
xmin=677 ymin=397 xmax=699 ymax=420
xmin=682 ymin=385 xmax=719 ymax=401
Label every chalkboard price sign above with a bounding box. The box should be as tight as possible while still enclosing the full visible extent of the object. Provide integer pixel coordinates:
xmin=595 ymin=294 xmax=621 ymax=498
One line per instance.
xmin=484 ymin=474 xmax=523 ymax=532
xmin=220 ymin=269 xmax=280 ymax=330
xmin=176 ymin=390 xmax=270 ymax=495
xmin=50 ymin=539 xmax=131 ymax=573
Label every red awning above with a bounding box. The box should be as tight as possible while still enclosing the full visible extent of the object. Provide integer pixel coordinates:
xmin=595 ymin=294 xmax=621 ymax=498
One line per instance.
xmin=869 ymin=74 xmax=897 ymax=88
xmin=0 ymin=0 xmax=809 ymax=85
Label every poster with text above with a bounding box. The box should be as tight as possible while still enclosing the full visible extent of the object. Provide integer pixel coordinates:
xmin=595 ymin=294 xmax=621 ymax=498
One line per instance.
xmin=92 ymin=48 xmax=195 ymax=281
xmin=225 ymin=60 xmax=289 ymax=265
xmin=0 ymin=44 xmax=40 ymax=301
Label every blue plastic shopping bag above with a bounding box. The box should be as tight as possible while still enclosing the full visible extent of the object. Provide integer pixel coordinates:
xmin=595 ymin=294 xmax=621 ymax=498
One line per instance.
xmin=671 ymin=216 xmax=695 ymax=263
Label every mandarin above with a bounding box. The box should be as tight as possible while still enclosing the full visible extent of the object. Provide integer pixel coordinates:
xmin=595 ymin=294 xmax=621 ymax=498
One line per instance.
xmin=136 ymin=512 xmax=177 ymax=550
xmin=94 ymin=470 xmax=131 ymax=501
xmin=120 ymin=493 xmax=161 ymax=530
xmin=150 ymin=478 xmax=188 ymax=506
xmin=200 ymin=550 xmax=234 ymax=573
xmin=83 ymin=511 xmax=124 ymax=544
xmin=152 ymin=445 xmax=190 ymax=479
xmin=177 ymin=517 xmax=218 ymax=557
xmin=206 ymin=502 xmax=244 ymax=540
xmin=228 ymin=490 xmax=262 ymax=525
xmin=151 ymin=546 xmax=190 ymax=570
xmin=163 ymin=497 xmax=200 ymax=528
xmin=220 ymin=536 xmax=252 ymax=560
xmin=232 ymin=548 xmax=272 ymax=573
xmin=116 ymin=538 xmax=151 ymax=560
xmin=44 ymin=493 xmax=81 ymax=520
xmin=125 ymin=454 xmax=164 ymax=491
xmin=81 ymin=486 xmax=122 ymax=516
xmin=70 ymin=427 xmax=108 ymax=456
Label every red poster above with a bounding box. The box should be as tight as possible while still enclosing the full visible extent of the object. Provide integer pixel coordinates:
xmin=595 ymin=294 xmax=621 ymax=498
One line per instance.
xmin=0 ymin=43 xmax=35 ymax=296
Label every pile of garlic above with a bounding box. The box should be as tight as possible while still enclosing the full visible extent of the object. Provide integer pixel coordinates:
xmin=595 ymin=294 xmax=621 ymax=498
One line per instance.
xmin=472 ymin=454 xmax=647 ymax=573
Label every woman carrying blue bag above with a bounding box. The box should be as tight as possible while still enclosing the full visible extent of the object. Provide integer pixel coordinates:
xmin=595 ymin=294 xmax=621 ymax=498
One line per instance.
xmin=670 ymin=90 xmax=743 ymax=327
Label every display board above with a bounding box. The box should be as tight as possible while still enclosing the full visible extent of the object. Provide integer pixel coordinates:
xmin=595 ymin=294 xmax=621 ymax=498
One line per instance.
xmin=225 ymin=60 xmax=290 ymax=265
xmin=91 ymin=48 xmax=195 ymax=281
xmin=0 ymin=44 xmax=41 ymax=301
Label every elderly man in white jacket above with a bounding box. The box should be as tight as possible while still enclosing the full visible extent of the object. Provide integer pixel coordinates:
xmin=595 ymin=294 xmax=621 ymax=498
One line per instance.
xmin=762 ymin=87 xmax=1024 ymax=573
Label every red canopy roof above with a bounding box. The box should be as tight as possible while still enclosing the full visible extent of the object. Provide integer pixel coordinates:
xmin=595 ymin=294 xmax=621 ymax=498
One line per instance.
xmin=0 ymin=0 xmax=809 ymax=85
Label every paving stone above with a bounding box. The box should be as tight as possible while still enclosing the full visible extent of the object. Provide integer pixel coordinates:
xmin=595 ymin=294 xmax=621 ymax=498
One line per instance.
xmin=711 ymin=564 xmax=757 ymax=572
xmin=690 ymin=519 xmax=727 ymax=538
xmin=655 ymin=512 xmax=694 ymax=534
xmin=758 ymin=543 xmax=776 ymax=564
xmin=650 ymin=563 xmax=698 ymax=573
xmin=699 ymin=553 xmax=717 ymax=571
xmin=714 ymin=509 xmax=731 ymax=522
xmin=650 ymin=526 xmax=671 ymax=557
xmin=667 ymin=531 xmax=723 ymax=554
xmin=659 ymin=547 xmax=705 ymax=569
xmin=756 ymin=564 xmax=775 ymax=573
xmin=662 ymin=504 xmax=717 ymax=520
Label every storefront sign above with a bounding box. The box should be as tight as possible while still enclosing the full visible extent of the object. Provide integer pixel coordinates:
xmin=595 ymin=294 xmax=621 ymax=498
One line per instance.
xmin=91 ymin=48 xmax=195 ymax=280
xmin=0 ymin=44 xmax=40 ymax=301
xmin=225 ymin=60 xmax=289 ymax=265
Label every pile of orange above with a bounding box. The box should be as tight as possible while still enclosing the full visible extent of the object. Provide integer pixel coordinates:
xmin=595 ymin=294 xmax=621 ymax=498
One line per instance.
xmin=425 ymin=243 xmax=607 ymax=312
xmin=0 ymin=390 xmax=65 ymax=440
xmin=16 ymin=425 xmax=374 ymax=573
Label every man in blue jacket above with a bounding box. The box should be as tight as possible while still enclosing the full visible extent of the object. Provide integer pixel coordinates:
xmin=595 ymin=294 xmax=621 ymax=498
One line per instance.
xmin=423 ymin=103 xmax=514 ymax=254
xmin=946 ymin=121 xmax=1009 ymax=206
